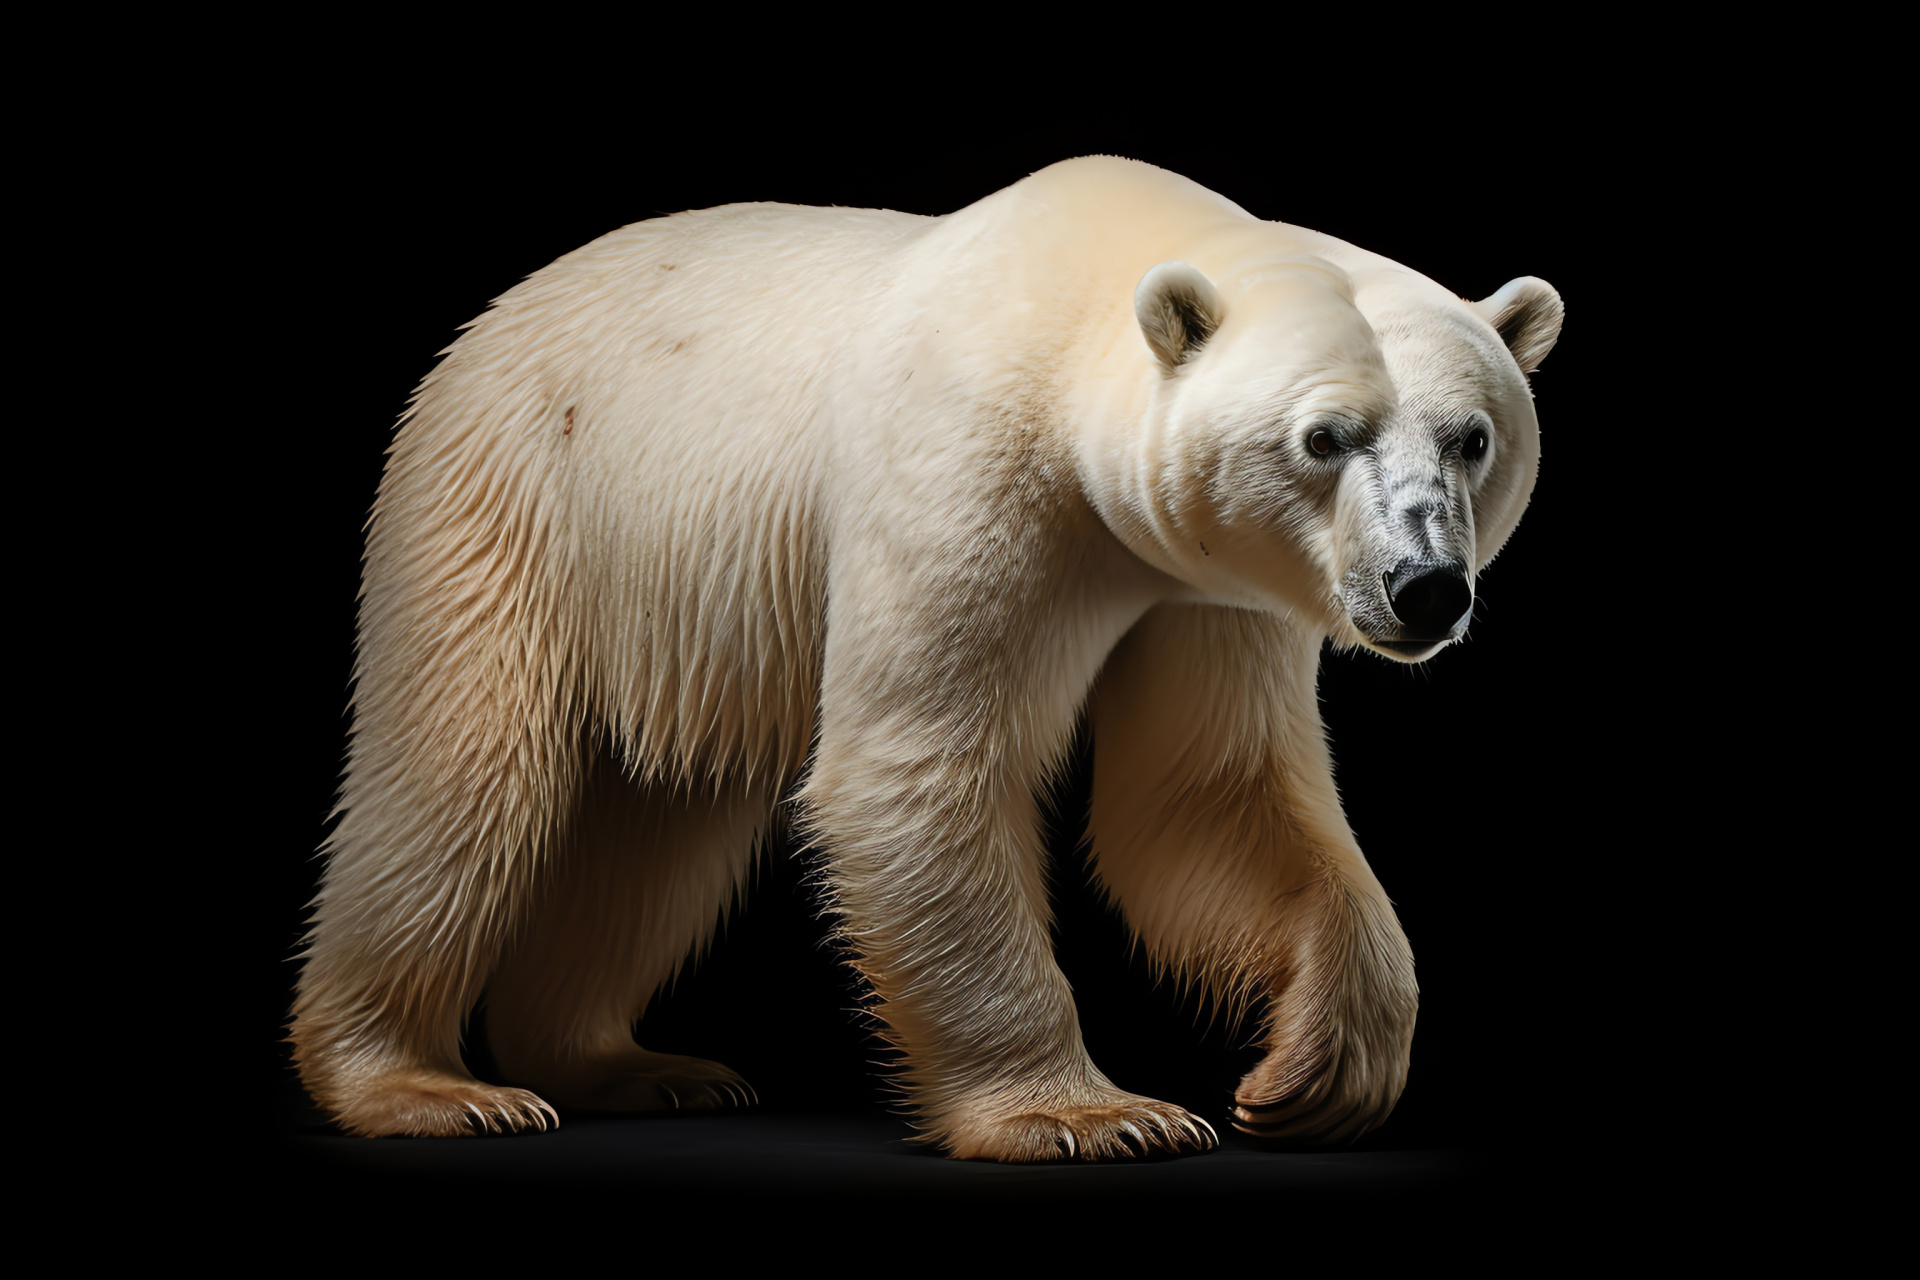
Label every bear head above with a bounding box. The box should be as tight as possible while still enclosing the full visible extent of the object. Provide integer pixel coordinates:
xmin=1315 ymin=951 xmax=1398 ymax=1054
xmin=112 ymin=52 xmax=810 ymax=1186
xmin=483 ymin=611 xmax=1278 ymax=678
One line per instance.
xmin=1076 ymin=230 xmax=1562 ymax=663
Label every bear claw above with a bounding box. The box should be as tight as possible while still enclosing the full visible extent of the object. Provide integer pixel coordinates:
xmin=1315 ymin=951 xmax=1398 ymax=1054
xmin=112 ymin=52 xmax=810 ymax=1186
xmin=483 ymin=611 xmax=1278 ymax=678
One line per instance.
xmin=332 ymin=1073 xmax=560 ymax=1138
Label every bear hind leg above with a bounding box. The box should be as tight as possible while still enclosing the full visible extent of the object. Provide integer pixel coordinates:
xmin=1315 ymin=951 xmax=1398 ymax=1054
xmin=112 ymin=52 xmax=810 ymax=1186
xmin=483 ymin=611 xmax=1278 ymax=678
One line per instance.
xmin=323 ymin=1070 xmax=557 ymax=1138
xmin=485 ymin=755 xmax=769 ymax=1114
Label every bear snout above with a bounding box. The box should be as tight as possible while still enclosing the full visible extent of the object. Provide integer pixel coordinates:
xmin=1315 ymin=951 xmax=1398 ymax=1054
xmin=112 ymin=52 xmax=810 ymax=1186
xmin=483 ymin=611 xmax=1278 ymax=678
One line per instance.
xmin=1383 ymin=560 xmax=1473 ymax=641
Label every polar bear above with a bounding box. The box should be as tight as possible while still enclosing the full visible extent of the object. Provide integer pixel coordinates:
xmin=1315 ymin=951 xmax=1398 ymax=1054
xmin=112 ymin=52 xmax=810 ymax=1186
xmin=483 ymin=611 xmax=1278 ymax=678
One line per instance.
xmin=292 ymin=156 xmax=1562 ymax=1160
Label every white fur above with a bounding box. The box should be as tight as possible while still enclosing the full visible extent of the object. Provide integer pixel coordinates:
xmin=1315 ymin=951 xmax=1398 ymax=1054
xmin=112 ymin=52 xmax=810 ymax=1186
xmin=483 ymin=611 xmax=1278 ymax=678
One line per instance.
xmin=292 ymin=156 xmax=1561 ymax=1157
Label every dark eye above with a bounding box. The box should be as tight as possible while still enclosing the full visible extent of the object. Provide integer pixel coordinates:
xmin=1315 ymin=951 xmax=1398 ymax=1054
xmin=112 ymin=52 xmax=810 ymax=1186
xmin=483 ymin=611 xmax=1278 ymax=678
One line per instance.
xmin=1308 ymin=428 xmax=1338 ymax=457
xmin=1462 ymin=427 xmax=1489 ymax=463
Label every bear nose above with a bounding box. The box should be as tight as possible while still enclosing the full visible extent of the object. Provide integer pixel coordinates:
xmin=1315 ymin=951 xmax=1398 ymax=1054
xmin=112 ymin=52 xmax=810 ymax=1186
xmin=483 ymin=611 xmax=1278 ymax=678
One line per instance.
xmin=1384 ymin=562 xmax=1472 ymax=639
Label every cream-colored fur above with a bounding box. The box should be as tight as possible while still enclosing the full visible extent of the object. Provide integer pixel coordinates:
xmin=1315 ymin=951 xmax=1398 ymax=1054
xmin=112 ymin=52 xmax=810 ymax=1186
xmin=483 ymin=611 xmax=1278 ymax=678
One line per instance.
xmin=292 ymin=156 xmax=1561 ymax=1158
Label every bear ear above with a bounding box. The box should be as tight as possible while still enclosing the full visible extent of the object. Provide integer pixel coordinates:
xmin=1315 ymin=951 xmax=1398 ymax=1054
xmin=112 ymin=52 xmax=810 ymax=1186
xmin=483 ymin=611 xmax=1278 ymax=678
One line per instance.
xmin=1472 ymin=276 xmax=1564 ymax=375
xmin=1135 ymin=262 xmax=1224 ymax=371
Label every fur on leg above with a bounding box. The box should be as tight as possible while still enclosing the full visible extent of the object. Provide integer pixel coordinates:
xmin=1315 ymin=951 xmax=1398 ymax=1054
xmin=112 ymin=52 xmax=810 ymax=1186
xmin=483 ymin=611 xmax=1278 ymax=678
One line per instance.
xmin=1088 ymin=603 xmax=1417 ymax=1145
xmin=291 ymin=317 xmax=586 ymax=1136
xmin=485 ymin=750 xmax=769 ymax=1111
xmin=796 ymin=422 xmax=1215 ymax=1162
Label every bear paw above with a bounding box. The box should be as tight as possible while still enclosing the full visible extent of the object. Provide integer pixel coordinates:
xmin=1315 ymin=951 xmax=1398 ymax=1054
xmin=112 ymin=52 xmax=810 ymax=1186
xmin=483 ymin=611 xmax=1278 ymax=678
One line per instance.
xmin=537 ymin=1048 xmax=757 ymax=1114
xmin=944 ymin=1093 xmax=1217 ymax=1163
xmin=1231 ymin=1056 xmax=1402 ymax=1145
xmin=331 ymin=1070 xmax=559 ymax=1138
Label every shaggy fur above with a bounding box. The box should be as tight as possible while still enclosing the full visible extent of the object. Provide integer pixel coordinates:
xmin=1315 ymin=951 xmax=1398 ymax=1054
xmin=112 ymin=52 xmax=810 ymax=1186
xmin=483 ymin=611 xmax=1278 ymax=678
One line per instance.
xmin=292 ymin=156 xmax=1562 ymax=1159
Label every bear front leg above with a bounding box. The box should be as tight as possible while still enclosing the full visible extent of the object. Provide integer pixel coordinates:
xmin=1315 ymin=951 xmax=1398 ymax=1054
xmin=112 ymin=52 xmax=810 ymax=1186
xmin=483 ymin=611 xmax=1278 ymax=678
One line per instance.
xmin=804 ymin=728 xmax=1214 ymax=1161
xmin=1088 ymin=605 xmax=1419 ymax=1145
xmin=798 ymin=530 xmax=1214 ymax=1162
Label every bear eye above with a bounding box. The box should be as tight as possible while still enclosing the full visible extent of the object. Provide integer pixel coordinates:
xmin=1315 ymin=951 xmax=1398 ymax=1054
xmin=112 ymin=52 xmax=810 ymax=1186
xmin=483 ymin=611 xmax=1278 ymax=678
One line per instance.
xmin=1462 ymin=427 xmax=1489 ymax=463
xmin=1307 ymin=428 xmax=1339 ymax=458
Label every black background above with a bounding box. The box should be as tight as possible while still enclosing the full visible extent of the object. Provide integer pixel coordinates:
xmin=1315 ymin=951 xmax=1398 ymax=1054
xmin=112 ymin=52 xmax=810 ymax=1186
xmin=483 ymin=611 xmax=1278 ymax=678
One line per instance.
xmin=214 ymin=76 xmax=1723 ymax=1207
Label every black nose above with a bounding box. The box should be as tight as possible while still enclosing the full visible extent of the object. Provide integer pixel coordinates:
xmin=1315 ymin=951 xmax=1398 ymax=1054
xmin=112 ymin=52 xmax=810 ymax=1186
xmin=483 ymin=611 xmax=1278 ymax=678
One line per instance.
xmin=1385 ymin=562 xmax=1472 ymax=639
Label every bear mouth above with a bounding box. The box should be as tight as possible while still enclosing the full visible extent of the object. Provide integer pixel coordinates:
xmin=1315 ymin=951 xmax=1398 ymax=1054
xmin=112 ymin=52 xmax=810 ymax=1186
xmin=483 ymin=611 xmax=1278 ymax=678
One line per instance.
xmin=1374 ymin=637 xmax=1450 ymax=659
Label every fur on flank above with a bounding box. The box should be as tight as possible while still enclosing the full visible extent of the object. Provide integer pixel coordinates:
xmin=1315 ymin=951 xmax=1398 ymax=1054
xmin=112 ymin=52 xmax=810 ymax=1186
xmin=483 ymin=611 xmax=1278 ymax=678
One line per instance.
xmin=292 ymin=156 xmax=1561 ymax=1159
